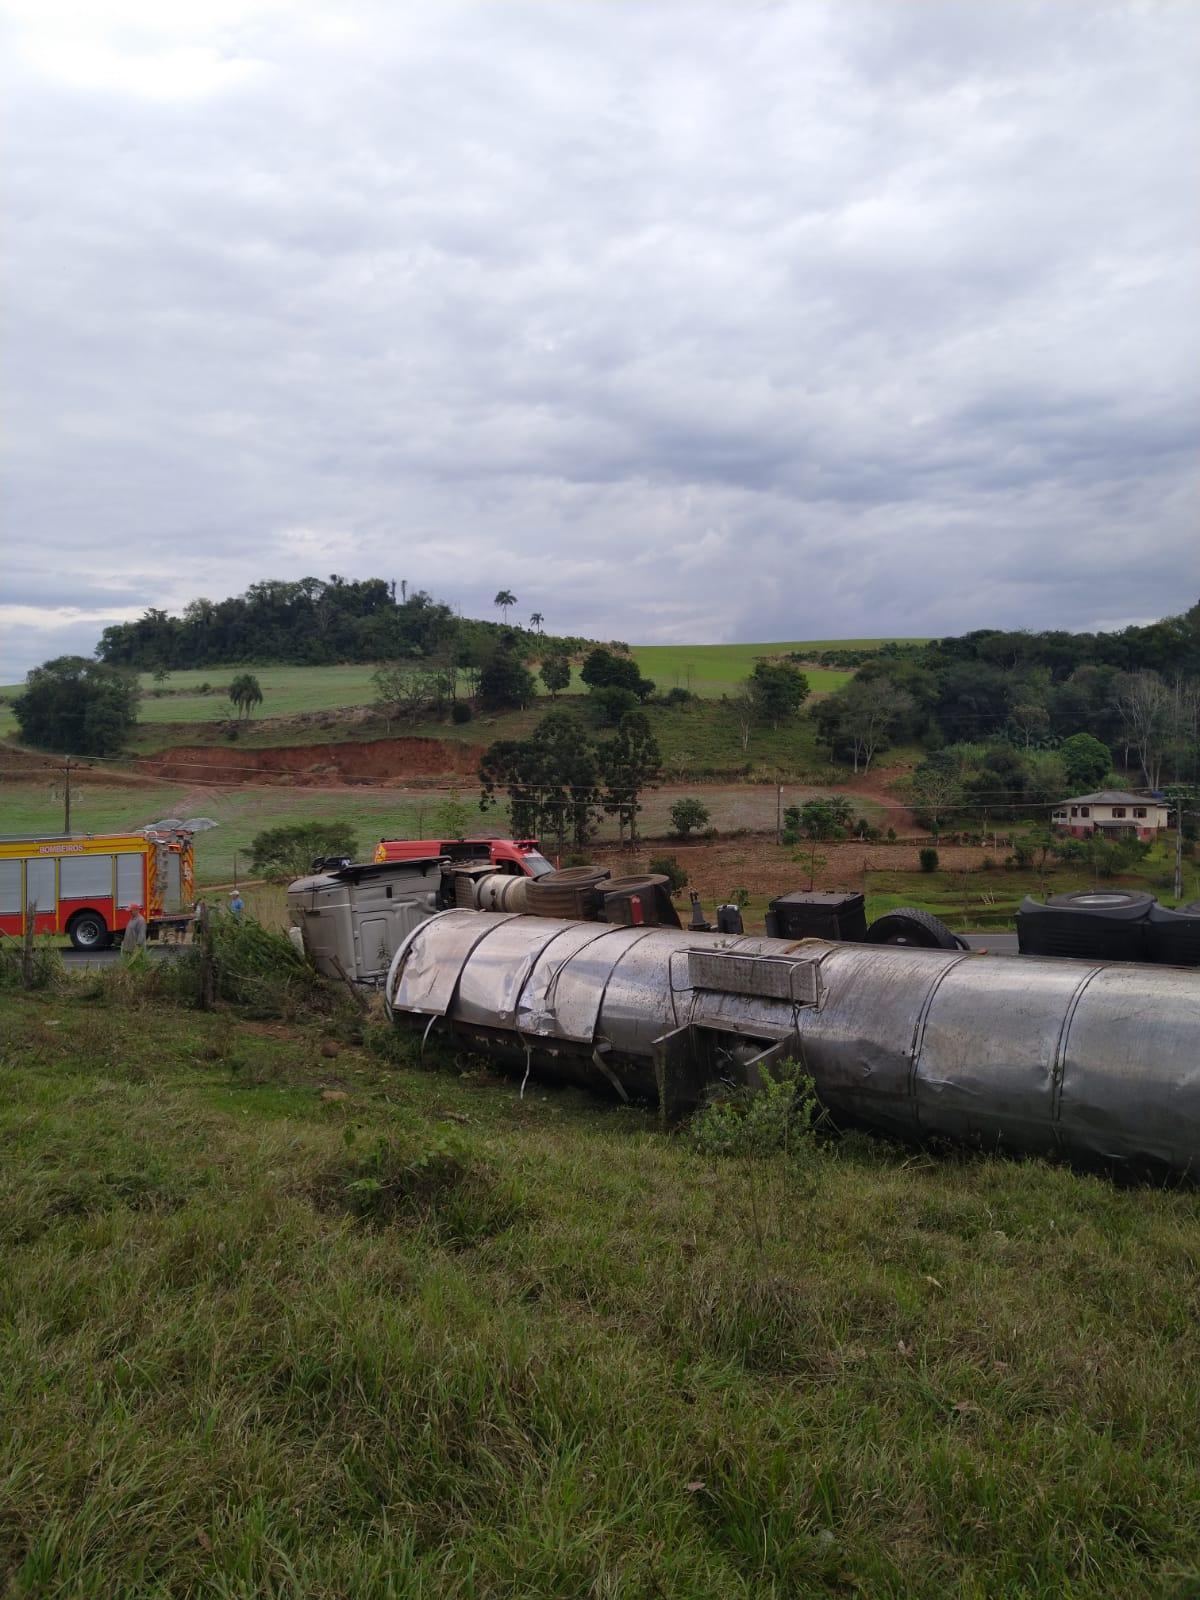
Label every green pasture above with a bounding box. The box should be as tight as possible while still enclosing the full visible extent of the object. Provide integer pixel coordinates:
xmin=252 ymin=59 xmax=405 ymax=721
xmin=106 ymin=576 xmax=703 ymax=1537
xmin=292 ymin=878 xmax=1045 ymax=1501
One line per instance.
xmin=1 ymin=767 xmax=859 ymax=889
xmin=0 ymin=636 xmax=883 ymax=742
xmin=0 ymin=782 xmax=473 ymax=888
xmin=630 ymin=638 xmax=918 ymax=696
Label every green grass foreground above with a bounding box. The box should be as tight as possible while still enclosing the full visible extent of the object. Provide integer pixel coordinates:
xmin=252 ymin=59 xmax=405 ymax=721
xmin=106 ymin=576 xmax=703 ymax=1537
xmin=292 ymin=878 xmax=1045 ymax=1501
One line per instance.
xmin=2 ymin=985 xmax=1199 ymax=1597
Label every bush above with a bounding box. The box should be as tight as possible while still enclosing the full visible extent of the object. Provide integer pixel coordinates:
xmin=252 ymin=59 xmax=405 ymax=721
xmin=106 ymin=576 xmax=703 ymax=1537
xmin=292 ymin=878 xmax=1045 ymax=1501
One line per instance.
xmin=590 ymin=685 xmax=638 ymax=725
xmin=250 ymin=821 xmax=360 ymax=881
xmin=919 ymin=847 xmax=939 ymax=873
xmin=321 ymin=1124 xmax=522 ymax=1243
xmin=661 ymin=686 xmax=694 ymax=707
xmin=0 ymin=935 xmax=65 ymax=991
xmin=477 ymin=647 xmax=536 ymax=712
xmin=450 ymin=700 xmax=473 ymax=724
xmin=648 ymin=855 xmax=688 ymax=894
xmin=164 ymin=914 xmax=336 ymax=1018
xmin=669 ymin=797 xmax=711 ymax=839
xmin=690 ymin=1060 xmax=825 ymax=1161
xmin=783 ymin=795 xmax=858 ymax=842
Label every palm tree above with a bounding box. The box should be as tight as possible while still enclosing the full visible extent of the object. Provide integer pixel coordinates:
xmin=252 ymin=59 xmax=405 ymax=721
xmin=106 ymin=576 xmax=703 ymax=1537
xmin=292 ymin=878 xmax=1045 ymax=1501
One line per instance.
xmin=530 ymin=611 xmax=544 ymax=633
xmin=494 ymin=590 xmax=517 ymax=624
xmin=228 ymin=672 xmax=264 ymax=721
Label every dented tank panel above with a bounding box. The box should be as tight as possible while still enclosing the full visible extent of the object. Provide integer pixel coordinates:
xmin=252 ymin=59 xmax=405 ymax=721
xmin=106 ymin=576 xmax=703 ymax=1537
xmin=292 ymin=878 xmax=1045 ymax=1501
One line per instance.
xmin=385 ymin=910 xmax=1200 ymax=1174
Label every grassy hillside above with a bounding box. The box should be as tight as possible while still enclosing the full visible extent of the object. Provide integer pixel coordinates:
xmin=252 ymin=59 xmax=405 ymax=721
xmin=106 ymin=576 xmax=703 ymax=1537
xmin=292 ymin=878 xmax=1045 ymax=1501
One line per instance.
xmin=0 ymin=636 xmax=897 ymax=742
xmin=3 ymin=982 xmax=1199 ymax=1597
xmin=630 ymin=638 xmax=919 ymax=695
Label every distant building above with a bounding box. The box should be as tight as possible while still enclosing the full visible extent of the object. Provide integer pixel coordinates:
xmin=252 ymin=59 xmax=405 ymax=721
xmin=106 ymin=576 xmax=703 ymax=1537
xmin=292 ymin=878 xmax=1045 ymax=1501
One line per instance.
xmin=1050 ymin=791 xmax=1170 ymax=841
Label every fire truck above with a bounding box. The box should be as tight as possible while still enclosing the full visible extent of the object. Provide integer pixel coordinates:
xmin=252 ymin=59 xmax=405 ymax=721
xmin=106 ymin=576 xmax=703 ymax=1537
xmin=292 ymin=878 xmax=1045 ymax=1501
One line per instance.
xmin=0 ymin=830 xmax=196 ymax=950
xmin=373 ymin=837 xmax=553 ymax=877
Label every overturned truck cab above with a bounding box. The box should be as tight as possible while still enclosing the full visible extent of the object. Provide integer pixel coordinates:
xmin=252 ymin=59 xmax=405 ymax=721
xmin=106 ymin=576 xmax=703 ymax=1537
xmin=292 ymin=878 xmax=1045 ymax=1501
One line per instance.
xmin=385 ymin=909 xmax=1200 ymax=1177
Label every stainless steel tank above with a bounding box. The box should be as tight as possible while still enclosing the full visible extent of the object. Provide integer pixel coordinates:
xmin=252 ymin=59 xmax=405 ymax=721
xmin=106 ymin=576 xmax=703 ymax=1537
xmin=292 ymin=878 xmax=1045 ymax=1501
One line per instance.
xmin=385 ymin=910 xmax=1200 ymax=1174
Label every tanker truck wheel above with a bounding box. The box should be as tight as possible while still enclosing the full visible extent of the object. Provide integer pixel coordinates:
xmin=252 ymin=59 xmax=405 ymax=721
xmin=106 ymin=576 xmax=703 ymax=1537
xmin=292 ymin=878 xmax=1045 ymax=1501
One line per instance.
xmin=1045 ymin=889 xmax=1154 ymax=915
xmin=865 ymin=907 xmax=966 ymax=950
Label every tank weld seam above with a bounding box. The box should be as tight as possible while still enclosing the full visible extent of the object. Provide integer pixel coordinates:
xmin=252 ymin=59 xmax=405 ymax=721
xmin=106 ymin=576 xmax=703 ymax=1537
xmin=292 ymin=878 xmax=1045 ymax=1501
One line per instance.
xmin=539 ymin=923 xmax=632 ymax=1021
xmin=510 ymin=921 xmax=582 ymax=1054
xmin=1050 ymin=966 xmax=1103 ymax=1131
xmin=592 ymin=928 xmax=661 ymax=1047
xmin=440 ymin=911 xmax=522 ymax=1022
xmin=907 ymin=954 xmax=973 ymax=1128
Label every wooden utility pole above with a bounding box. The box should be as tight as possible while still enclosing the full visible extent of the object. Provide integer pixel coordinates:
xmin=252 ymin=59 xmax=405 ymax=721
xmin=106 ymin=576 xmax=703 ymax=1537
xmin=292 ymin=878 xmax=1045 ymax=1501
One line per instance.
xmin=60 ymin=758 xmax=89 ymax=833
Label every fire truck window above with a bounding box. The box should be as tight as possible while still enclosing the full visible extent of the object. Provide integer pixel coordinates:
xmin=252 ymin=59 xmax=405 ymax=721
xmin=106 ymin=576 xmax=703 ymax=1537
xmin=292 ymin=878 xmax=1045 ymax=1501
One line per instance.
xmin=60 ymin=854 xmax=113 ymax=900
xmin=117 ymin=853 xmax=144 ymax=909
xmin=26 ymin=858 xmax=56 ymax=912
xmin=0 ymin=860 xmax=20 ymax=914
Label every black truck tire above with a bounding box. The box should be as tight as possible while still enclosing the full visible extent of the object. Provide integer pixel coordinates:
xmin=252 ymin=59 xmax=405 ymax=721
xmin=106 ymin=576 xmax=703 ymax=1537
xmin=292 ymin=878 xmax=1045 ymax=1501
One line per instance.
xmin=1044 ymin=889 xmax=1154 ymax=918
xmin=525 ymin=865 xmax=612 ymax=920
xmin=865 ymin=907 xmax=966 ymax=950
xmin=67 ymin=910 xmax=110 ymax=951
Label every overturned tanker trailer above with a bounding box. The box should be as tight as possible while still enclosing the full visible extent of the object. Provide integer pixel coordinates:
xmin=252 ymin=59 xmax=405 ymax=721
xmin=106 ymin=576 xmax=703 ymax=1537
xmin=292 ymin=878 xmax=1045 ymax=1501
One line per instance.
xmin=385 ymin=909 xmax=1200 ymax=1176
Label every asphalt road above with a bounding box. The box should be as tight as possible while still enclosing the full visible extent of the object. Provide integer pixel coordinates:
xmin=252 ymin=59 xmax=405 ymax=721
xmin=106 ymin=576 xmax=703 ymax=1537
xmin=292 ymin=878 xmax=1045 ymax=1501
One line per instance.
xmin=961 ymin=933 xmax=1019 ymax=954
xmin=61 ymin=944 xmax=181 ymax=970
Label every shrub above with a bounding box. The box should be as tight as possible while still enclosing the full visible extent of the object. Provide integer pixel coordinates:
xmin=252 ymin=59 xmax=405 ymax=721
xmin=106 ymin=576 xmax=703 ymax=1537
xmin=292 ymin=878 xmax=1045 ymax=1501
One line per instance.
xmin=321 ymin=1125 xmax=522 ymax=1243
xmin=661 ymin=686 xmax=694 ymax=707
xmin=726 ymin=885 xmax=750 ymax=909
xmin=784 ymin=795 xmax=858 ymax=842
xmin=450 ymin=700 xmax=473 ymax=724
xmin=919 ymin=847 xmax=939 ymax=873
xmin=690 ymin=1060 xmax=825 ymax=1161
xmin=0 ymin=935 xmax=65 ymax=991
xmin=669 ymin=797 xmax=710 ymax=839
xmin=250 ymin=821 xmax=359 ymax=880
xmin=164 ymin=914 xmax=336 ymax=1018
xmin=590 ymin=685 xmax=638 ymax=725
xmin=648 ymin=855 xmax=688 ymax=894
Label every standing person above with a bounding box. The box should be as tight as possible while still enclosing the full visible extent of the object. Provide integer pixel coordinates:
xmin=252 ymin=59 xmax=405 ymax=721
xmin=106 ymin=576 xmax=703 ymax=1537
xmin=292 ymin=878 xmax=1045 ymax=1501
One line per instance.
xmin=121 ymin=904 xmax=147 ymax=955
xmin=229 ymin=889 xmax=245 ymax=919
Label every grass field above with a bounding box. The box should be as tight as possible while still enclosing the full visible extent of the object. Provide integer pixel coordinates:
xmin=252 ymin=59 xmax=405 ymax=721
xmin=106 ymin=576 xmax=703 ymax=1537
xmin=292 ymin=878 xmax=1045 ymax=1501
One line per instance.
xmin=2 ymin=980 xmax=1199 ymax=1597
xmin=630 ymin=638 xmax=918 ymax=696
xmin=0 ymin=783 xmax=473 ymax=887
xmin=0 ymin=637 xmax=882 ymax=742
xmin=0 ymin=771 xmax=867 ymax=889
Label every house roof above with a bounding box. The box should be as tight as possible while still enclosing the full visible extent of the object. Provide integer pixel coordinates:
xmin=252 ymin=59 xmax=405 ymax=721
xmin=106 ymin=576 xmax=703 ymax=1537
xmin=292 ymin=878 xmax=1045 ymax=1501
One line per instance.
xmin=1053 ymin=791 xmax=1164 ymax=807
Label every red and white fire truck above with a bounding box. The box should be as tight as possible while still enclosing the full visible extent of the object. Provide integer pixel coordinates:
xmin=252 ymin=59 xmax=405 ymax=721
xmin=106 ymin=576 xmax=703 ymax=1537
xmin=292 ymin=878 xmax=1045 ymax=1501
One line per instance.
xmin=373 ymin=837 xmax=553 ymax=877
xmin=0 ymin=830 xmax=196 ymax=950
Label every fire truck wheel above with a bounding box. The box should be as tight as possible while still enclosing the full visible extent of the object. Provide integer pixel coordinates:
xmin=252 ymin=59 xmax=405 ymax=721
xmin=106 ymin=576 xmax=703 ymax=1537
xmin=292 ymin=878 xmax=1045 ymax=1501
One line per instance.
xmin=67 ymin=911 xmax=110 ymax=951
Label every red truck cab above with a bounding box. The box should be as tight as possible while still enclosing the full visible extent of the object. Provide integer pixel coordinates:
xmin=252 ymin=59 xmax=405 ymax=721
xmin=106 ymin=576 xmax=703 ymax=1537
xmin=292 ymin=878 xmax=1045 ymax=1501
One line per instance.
xmin=373 ymin=837 xmax=554 ymax=878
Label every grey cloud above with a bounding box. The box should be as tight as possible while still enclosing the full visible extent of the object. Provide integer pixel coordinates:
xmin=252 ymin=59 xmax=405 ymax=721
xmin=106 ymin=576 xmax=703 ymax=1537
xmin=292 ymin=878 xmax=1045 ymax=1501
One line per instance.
xmin=2 ymin=0 xmax=1197 ymax=681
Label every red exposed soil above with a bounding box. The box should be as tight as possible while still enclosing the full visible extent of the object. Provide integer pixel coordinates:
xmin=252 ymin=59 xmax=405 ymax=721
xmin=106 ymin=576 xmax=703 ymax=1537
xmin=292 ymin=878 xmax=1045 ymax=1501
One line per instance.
xmin=592 ymin=838 xmax=993 ymax=899
xmin=0 ymin=742 xmax=162 ymax=787
xmin=137 ymin=737 xmax=483 ymax=786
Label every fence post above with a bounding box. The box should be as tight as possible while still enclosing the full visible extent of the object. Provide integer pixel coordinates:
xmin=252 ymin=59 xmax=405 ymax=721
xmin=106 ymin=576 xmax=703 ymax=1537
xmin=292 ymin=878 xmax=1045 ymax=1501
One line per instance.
xmin=22 ymin=901 xmax=36 ymax=989
xmin=198 ymin=904 xmax=216 ymax=1010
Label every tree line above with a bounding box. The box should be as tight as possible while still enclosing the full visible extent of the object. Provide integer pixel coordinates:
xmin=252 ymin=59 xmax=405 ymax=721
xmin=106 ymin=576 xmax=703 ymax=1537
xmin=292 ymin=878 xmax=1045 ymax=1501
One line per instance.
xmin=810 ymin=600 xmax=1200 ymax=789
xmin=95 ymin=576 xmax=593 ymax=672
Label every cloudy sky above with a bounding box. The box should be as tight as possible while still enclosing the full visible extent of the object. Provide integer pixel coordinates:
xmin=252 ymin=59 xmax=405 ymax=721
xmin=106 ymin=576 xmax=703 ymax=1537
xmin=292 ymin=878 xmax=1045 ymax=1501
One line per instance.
xmin=3 ymin=0 xmax=1198 ymax=680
